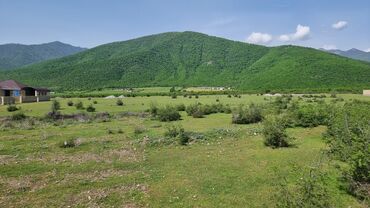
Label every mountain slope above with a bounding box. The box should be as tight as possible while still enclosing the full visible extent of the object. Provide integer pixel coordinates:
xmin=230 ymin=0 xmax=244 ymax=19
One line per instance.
xmin=0 ymin=32 xmax=369 ymax=91
xmin=0 ymin=41 xmax=86 ymax=70
xmin=323 ymin=48 xmax=370 ymax=62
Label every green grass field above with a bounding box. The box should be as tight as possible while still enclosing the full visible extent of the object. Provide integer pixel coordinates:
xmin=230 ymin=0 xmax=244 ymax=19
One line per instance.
xmin=0 ymin=94 xmax=368 ymax=207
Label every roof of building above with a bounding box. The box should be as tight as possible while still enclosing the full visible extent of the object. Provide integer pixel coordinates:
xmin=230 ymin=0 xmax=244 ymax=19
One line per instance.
xmin=0 ymin=80 xmax=49 ymax=91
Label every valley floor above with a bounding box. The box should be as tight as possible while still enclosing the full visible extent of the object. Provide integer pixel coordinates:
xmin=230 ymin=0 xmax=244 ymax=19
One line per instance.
xmin=0 ymin=94 xmax=368 ymax=207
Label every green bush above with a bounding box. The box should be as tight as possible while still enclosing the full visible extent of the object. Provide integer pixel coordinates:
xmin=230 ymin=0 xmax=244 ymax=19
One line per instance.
xmin=325 ymin=101 xmax=370 ymax=201
xmin=51 ymin=100 xmax=61 ymax=113
xmin=232 ymin=103 xmax=263 ymax=124
xmin=263 ymin=115 xmax=293 ymax=148
xmin=171 ymin=93 xmax=177 ymax=99
xmin=6 ymin=105 xmax=18 ymax=112
xmin=275 ymin=162 xmax=333 ymax=207
xmin=116 ymin=99 xmax=124 ymax=106
xmin=293 ymin=103 xmax=329 ymax=127
xmin=157 ymin=106 xmax=181 ymax=121
xmin=164 ymin=125 xmax=185 ymax=138
xmin=67 ymin=100 xmax=74 ymax=106
xmin=11 ymin=112 xmax=27 ymax=121
xmin=74 ymin=101 xmax=84 ymax=110
xmin=86 ymin=104 xmax=96 ymax=112
xmin=175 ymin=103 xmax=186 ymax=111
xmin=149 ymin=103 xmax=158 ymax=117
xmin=93 ymin=100 xmax=98 ymax=104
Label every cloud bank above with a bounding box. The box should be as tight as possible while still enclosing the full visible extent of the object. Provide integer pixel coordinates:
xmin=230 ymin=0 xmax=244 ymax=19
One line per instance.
xmin=332 ymin=21 xmax=348 ymax=30
xmin=278 ymin=24 xmax=311 ymax=42
xmin=246 ymin=32 xmax=272 ymax=44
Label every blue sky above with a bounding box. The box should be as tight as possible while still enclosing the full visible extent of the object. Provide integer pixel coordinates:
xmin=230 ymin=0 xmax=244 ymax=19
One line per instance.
xmin=0 ymin=0 xmax=369 ymax=51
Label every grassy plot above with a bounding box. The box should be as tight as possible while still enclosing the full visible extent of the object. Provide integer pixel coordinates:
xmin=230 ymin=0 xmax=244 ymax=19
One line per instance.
xmin=0 ymin=94 xmax=367 ymax=207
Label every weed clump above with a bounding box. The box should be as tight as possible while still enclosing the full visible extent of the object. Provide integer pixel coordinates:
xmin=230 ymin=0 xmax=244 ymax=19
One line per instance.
xmin=11 ymin=112 xmax=27 ymax=121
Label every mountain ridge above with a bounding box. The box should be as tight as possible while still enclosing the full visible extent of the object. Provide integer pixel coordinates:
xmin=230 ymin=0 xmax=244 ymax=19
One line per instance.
xmin=0 ymin=41 xmax=86 ymax=70
xmin=321 ymin=48 xmax=370 ymax=62
xmin=0 ymin=31 xmax=369 ymax=92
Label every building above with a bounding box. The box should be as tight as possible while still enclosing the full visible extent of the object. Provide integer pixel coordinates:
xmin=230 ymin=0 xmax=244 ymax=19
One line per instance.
xmin=363 ymin=90 xmax=370 ymax=96
xmin=0 ymin=80 xmax=50 ymax=105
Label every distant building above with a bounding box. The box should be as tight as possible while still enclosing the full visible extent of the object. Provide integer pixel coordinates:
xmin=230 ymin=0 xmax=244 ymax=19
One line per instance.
xmin=0 ymin=80 xmax=50 ymax=105
xmin=363 ymin=90 xmax=370 ymax=96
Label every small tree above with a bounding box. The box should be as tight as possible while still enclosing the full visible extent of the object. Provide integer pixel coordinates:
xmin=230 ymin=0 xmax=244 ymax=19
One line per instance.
xmin=263 ymin=115 xmax=293 ymax=148
xmin=67 ymin=100 xmax=74 ymax=106
xmin=7 ymin=105 xmax=18 ymax=112
xmin=51 ymin=100 xmax=61 ymax=113
xmin=170 ymin=86 xmax=176 ymax=93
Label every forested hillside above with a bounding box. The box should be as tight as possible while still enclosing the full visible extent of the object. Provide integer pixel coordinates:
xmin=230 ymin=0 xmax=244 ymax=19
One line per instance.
xmin=0 ymin=32 xmax=369 ymax=91
xmin=0 ymin=41 xmax=86 ymax=70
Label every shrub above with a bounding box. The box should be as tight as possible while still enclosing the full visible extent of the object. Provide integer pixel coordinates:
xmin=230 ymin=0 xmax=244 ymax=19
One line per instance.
xmin=263 ymin=115 xmax=292 ymax=148
xmin=149 ymin=103 xmax=158 ymax=117
xmin=74 ymin=101 xmax=84 ymax=110
xmin=171 ymin=94 xmax=177 ymax=99
xmin=67 ymin=100 xmax=74 ymax=106
xmin=60 ymin=138 xmax=81 ymax=148
xmin=179 ymin=132 xmax=191 ymax=145
xmin=216 ymin=98 xmax=220 ymax=102
xmin=195 ymin=95 xmax=199 ymax=99
xmin=134 ymin=126 xmax=146 ymax=134
xmin=164 ymin=125 xmax=185 ymax=138
xmin=232 ymin=103 xmax=263 ymax=124
xmin=227 ymin=94 xmax=232 ymax=98
xmin=325 ymin=101 xmax=370 ymax=201
xmin=7 ymin=105 xmax=18 ymax=112
xmin=93 ymin=100 xmax=98 ymax=104
xmin=157 ymin=106 xmax=181 ymax=121
xmin=293 ymin=103 xmax=329 ymax=127
xmin=51 ymin=100 xmax=61 ymax=113
xmin=275 ymin=162 xmax=333 ymax=207
xmin=175 ymin=103 xmax=186 ymax=111
xmin=11 ymin=112 xmax=27 ymax=121
xmin=86 ymin=104 xmax=96 ymax=112
xmin=116 ymin=99 xmax=124 ymax=106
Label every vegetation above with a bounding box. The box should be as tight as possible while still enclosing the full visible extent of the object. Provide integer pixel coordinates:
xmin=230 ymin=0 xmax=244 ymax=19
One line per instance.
xmin=86 ymin=104 xmax=96 ymax=112
xmin=325 ymin=101 xmax=370 ymax=202
xmin=156 ymin=105 xmax=181 ymax=121
xmin=0 ymin=41 xmax=85 ymax=71
xmin=116 ymin=99 xmax=124 ymax=106
xmin=232 ymin=103 xmax=263 ymax=124
xmin=0 ymin=94 xmax=368 ymax=207
xmin=1 ymin=32 xmax=369 ymax=91
xmin=74 ymin=101 xmax=84 ymax=110
xmin=263 ymin=115 xmax=293 ymax=148
xmin=6 ymin=104 xmax=18 ymax=112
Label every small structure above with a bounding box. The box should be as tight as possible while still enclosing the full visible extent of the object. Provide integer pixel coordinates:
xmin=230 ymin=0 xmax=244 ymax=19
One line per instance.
xmin=363 ymin=90 xmax=370 ymax=96
xmin=0 ymin=80 xmax=50 ymax=105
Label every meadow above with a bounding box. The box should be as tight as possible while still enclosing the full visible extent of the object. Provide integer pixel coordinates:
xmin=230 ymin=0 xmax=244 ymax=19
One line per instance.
xmin=0 ymin=93 xmax=369 ymax=207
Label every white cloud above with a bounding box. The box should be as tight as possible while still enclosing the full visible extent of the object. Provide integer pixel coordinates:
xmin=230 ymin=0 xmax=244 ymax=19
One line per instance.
xmin=322 ymin=44 xmax=337 ymax=50
xmin=365 ymin=48 xmax=370 ymax=53
xmin=332 ymin=21 xmax=348 ymax=30
xmin=278 ymin=24 xmax=311 ymax=42
xmin=246 ymin=32 xmax=272 ymax=44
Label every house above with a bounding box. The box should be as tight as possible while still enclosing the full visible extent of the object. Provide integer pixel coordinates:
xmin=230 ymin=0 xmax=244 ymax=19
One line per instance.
xmin=363 ymin=90 xmax=370 ymax=96
xmin=0 ymin=80 xmax=50 ymax=105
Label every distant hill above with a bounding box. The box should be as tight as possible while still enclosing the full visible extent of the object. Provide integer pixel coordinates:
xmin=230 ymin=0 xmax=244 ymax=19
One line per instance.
xmin=322 ymin=48 xmax=370 ymax=62
xmin=0 ymin=41 xmax=86 ymax=70
xmin=0 ymin=31 xmax=369 ymax=92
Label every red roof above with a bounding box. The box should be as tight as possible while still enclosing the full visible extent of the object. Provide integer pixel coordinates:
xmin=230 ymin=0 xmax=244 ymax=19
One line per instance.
xmin=0 ymin=80 xmax=50 ymax=91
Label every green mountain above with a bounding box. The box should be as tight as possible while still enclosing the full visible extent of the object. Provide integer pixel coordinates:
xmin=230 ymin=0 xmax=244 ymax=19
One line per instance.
xmin=322 ymin=48 xmax=370 ymax=63
xmin=0 ymin=41 xmax=86 ymax=71
xmin=0 ymin=31 xmax=369 ymax=91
